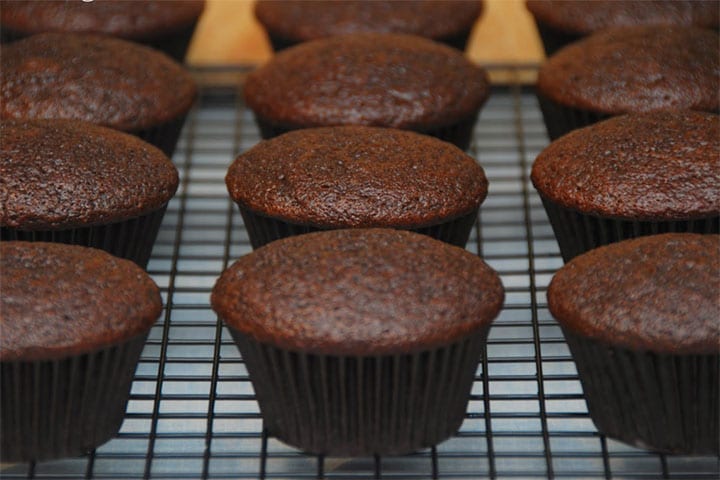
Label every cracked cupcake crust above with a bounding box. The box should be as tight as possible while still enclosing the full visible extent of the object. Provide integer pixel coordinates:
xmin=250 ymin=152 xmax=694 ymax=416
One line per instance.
xmin=0 ymin=32 xmax=197 ymax=131
xmin=531 ymin=111 xmax=720 ymax=220
xmin=226 ymin=126 xmax=487 ymax=228
xmin=255 ymin=0 xmax=482 ymax=42
xmin=212 ymin=229 xmax=504 ymax=356
xmin=0 ymin=119 xmax=179 ymax=230
xmin=537 ymin=26 xmax=719 ymax=114
xmin=244 ymin=33 xmax=489 ymax=131
xmin=548 ymin=233 xmax=720 ymax=354
xmin=0 ymin=241 xmax=162 ymax=362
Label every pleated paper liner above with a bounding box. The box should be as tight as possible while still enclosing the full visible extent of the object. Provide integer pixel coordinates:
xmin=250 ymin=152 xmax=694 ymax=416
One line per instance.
xmin=0 ymin=206 xmax=168 ymax=268
xmin=531 ymin=21 xmax=582 ymax=57
xmin=539 ymin=196 xmax=720 ymax=262
xmin=238 ymin=207 xmax=479 ymax=249
xmin=0 ymin=333 xmax=148 ymax=462
xmin=264 ymin=30 xmax=473 ymax=53
xmin=535 ymin=93 xmax=611 ymax=141
xmin=251 ymin=113 xmax=479 ymax=151
xmin=230 ymin=329 xmax=488 ymax=456
xmin=136 ymin=21 xmax=200 ymax=64
xmin=563 ymin=330 xmax=719 ymax=455
xmin=131 ymin=114 xmax=189 ymax=159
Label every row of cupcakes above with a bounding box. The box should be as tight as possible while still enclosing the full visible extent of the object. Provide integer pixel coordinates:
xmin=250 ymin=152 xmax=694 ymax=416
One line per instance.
xmin=9 ymin=112 xmax=720 ymax=455
xmin=2 ymin=0 xmax=719 ymax=465
xmin=0 ymin=5 xmax=202 ymax=463
xmin=0 ymin=4 xmax=497 ymax=462
xmin=223 ymin=0 xmax=720 ymax=458
xmin=0 ymin=0 xmax=206 ymax=63
xmin=524 ymin=1 xmax=719 ymax=456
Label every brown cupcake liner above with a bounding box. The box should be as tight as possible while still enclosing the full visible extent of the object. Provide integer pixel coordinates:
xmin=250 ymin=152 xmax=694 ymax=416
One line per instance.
xmin=1 ymin=23 xmax=197 ymax=63
xmin=0 ymin=205 xmax=168 ymax=268
xmin=535 ymin=93 xmax=611 ymax=141
xmin=539 ymin=196 xmax=720 ymax=262
xmin=531 ymin=20 xmax=583 ymax=57
xmin=0 ymin=333 xmax=148 ymax=462
xmin=131 ymin=114 xmax=189 ymax=159
xmin=562 ymin=329 xmax=719 ymax=454
xmin=139 ymin=21 xmax=200 ymax=63
xmin=252 ymin=114 xmax=479 ymax=151
xmin=238 ymin=206 xmax=479 ymax=249
xmin=229 ymin=328 xmax=487 ymax=456
xmin=264 ymin=30 xmax=473 ymax=53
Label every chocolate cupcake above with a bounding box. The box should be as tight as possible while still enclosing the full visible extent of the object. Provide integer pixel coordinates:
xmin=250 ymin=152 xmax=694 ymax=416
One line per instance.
xmin=547 ymin=233 xmax=719 ymax=454
xmin=0 ymin=0 xmax=205 ymax=62
xmin=243 ymin=33 xmax=490 ymax=150
xmin=531 ymin=111 xmax=719 ymax=262
xmin=226 ymin=126 xmax=488 ymax=248
xmin=1 ymin=241 xmax=162 ymax=462
xmin=0 ymin=119 xmax=179 ymax=268
xmin=526 ymin=0 xmax=720 ymax=55
xmin=535 ymin=26 xmax=719 ymax=140
xmin=255 ymin=0 xmax=483 ymax=51
xmin=211 ymin=228 xmax=504 ymax=456
xmin=0 ymin=32 xmax=198 ymax=156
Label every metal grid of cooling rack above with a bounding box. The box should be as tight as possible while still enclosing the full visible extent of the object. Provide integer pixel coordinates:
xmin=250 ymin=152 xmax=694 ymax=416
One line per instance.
xmin=2 ymin=66 xmax=719 ymax=480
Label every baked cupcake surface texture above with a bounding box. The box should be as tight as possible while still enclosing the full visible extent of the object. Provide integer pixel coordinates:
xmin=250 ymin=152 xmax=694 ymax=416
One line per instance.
xmin=1 ymin=241 xmax=162 ymax=462
xmin=531 ymin=110 xmax=719 ymax=261
xmin=0 ymin=32 xmax=197 ymax=156
xmin=226 ymin=126 xmax=488 ymax=248
xmin=255 ymin=0 xmax=483 ymax=51
xmin=536 ymin=26 xmax=719 ymax=140
xmin=0 ymin=0 xmax=205 ymax=62
xmin=0 ymin=118 xmax=179 ymax=267
xmin=243 ymin=33 xmax=490 ymax=150
xmin=526 ymin=0 xmax=720 ymax=55
xmin=548 ymin=233 xmax=719 ymax=454
xmin=212 ymin=228 xmax=504 ymax=455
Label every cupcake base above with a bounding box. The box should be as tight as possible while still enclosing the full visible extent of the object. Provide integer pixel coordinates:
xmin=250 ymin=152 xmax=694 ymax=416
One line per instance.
xmin=531 ymin=21 xmax=582 ymax=57
xmin=238 ymin=207 xmax=479 ymax=249
xmin=132 ymin=114 xmax=189 ymax=159
xmin=536 ymin=93 xmax=610 ymax=141
xmin=251 ymin=114 xmax=479 ymax=151
xmin=563 ymin=330 xmax=719 ymax=455
xmin=539 ymin=196 xmax=720 ymax=262
xmin=0 ymin=206 xmax=168 ymax=268
xmin=0 ymin=333 xmax=148 ymax=462
xmin=264 ymin=30 xmax=473 ymax=53
xmin=141 ymin=21 xmax=200 ymax=63
xmin=230 ymin=329 xmax=487 ymax=456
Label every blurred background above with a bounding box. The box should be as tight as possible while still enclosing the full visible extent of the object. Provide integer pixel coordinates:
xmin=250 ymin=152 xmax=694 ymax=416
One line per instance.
xmin=186 ymin=0 xmax=545 ymax=67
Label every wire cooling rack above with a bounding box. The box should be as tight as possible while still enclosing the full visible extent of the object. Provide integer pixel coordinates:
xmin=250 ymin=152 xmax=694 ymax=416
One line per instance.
xmin=2 ymin=66 xmax=719 ymax=480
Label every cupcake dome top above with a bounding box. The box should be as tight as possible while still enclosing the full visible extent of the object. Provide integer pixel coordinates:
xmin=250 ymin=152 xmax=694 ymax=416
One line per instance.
xmin=0 ymin=32 xmax=197 ymax=131
xmin=0 ymin=119 xmax=179 ymax=230
xmin=243 ymin=33 xmax=489 ymax=131
xmin=212 ymin=229 xmax=504 ymax=355
xmin=226 ymin=126 xmax=487 ymax=228
xmin=531 ymin=111 xmax=720 ymax=220
xmin=536 ymin=26 xmax=719 ymax=114
xmin=548 ymin=233 xmax=720 ymax=354
xmin=0 ymin=241 xmax=162 ymax=361
xmin=0 ymin=0 xmax=205 ymax=39
xmin=526 ymin=0 xmax=720 ymax=34
xmin=255 ymin=0 xmax=482 ymax=42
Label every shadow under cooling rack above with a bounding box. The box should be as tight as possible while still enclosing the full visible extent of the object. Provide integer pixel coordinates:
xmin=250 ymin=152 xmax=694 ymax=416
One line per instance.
xmin=2 ymin=66 xmax=718 ymax=480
